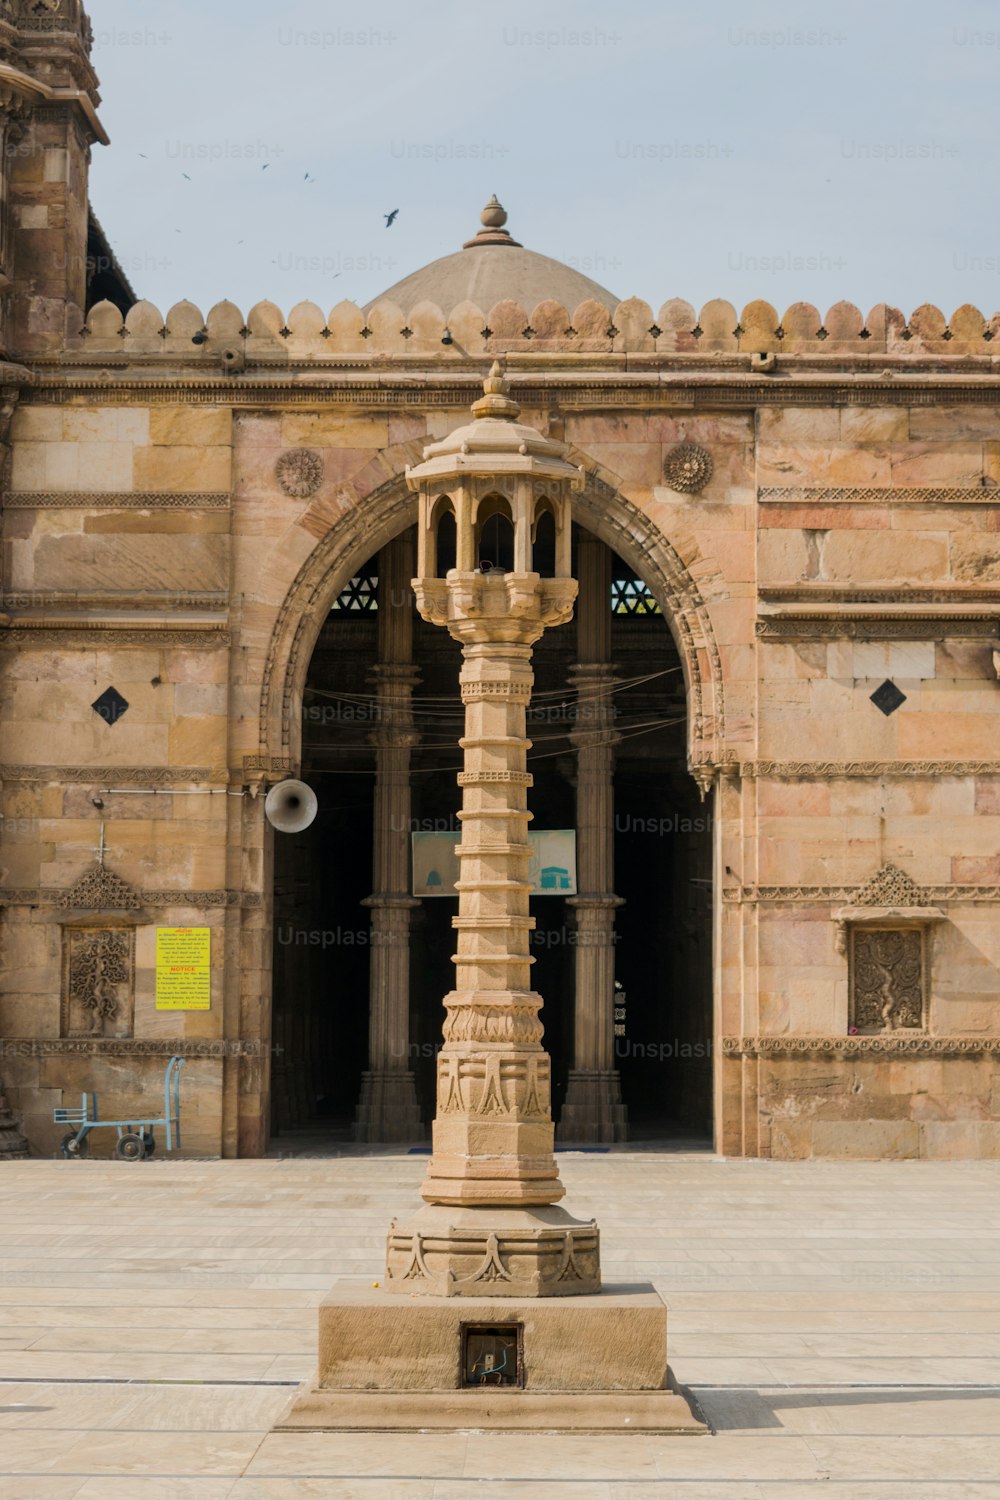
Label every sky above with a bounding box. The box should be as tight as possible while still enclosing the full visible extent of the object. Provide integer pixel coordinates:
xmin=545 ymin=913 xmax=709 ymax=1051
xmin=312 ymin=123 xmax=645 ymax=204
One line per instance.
xmin=88 ymin=0 xmax=1000 ymax=321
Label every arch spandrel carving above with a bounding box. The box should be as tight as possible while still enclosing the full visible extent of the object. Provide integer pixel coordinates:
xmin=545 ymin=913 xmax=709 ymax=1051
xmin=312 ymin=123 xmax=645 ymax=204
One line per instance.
xmin=256 ymin=464 xmax=732 ymax=785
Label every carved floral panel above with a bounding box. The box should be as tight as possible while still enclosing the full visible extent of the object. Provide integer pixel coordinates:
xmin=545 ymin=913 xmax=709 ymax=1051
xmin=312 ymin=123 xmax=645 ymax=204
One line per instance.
xmin=849 ymin=926 xmax=926 ymax=1033
xmin=61 ymin=926 xmax=136 ymax=1039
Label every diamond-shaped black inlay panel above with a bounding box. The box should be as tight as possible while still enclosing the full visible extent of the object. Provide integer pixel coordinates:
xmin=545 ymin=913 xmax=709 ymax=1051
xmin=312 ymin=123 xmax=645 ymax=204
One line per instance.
xmin=92 ymin=687 xmax=129 ymax=726
xmin=870 ymin=679 xmax=906 ymax=717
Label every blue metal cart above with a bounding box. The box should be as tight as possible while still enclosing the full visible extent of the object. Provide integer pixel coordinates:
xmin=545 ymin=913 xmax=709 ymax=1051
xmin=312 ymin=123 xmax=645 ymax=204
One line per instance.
xmin=54 ymin=1055 xmax=184 ymax=1161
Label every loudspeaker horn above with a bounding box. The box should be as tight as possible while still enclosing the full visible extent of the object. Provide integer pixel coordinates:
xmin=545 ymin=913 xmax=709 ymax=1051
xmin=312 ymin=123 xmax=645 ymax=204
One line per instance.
xmin=264 ymin=778 xmax=318 ymax=833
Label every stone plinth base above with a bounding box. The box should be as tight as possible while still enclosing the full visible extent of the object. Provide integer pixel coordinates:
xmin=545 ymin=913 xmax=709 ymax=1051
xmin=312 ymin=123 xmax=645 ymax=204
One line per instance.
xmin=558 ymin=1069 xmax=628 ymax=1144
xmin=275 ymin=1282 xmax=707 ymax=1434
xmin=352 ymin=1070 xmax=423 ymax=1144
xmin=385 ymin=1203 xmax=600 ymax=1297
xmin=276 ymin=1384 xmax=706 ymax=1434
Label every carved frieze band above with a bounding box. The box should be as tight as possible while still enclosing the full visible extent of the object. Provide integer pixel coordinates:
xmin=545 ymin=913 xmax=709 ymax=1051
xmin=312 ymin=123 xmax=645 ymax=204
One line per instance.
xmin=756 ymin=617 xmax=998 ymax=640
xmin=0 ymin=593 xmax=227 ymax=611
xmin=0 ymin=1038 xmax=271 ymax=1059
xmin=457 ymin=770 xmax=533 ymax=786
xmin=740 ymin=761 xmax=1000 ymax=779
xmin=724 ymin=883 xmax=1000 ymax=905
xmin=723 ymin=1035 xmax=1000 ymax=1058
xmin=0 ymin=887 xmax=263 ymax=909
xmin=760 ymin=486 xmax=999 ymax=505
xmin=26 ymin=382 xmax=1000 ymax=411
xmin=0 ymin=765 xmax=217 ymax=784
xmin=443 ymin=1005 xmax=544 ymax=1045
xmin=0 ymin=627 xmax=230 ymax=648
xmin=2 ymin=491 xmax=231 ymax=510
xmin=437 ymin=1054 xmax=549 ymax=1118
xmin=461 ymin=681 xmax=532 ymax=701
xmin=385 ymin=1220 xmax=599 ymax=1295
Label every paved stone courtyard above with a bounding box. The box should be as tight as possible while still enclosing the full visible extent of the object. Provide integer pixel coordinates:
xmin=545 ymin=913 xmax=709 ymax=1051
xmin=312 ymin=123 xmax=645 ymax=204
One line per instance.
xmin=0 ymin=1149 xmax=998 ymax=1497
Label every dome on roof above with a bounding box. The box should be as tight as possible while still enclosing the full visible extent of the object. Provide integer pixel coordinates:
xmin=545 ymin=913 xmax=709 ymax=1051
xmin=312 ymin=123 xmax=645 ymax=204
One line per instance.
xmin=367 ymin=197 xmax=619 ymax=315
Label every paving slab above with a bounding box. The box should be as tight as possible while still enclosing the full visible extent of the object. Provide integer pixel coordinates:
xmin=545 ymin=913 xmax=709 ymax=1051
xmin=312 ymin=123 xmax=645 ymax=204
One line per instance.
xmin=0 ymin=1154 xmax=998 ymax=1495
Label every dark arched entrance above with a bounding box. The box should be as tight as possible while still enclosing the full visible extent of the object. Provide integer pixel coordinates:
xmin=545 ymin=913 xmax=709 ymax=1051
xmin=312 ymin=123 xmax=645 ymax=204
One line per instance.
xmin=269 ymin=525 xmax=712 ymax=1144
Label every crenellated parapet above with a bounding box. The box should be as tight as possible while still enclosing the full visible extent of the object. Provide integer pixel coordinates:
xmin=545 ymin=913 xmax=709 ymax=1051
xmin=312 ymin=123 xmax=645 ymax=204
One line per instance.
xmin=73 ymin=294 xmax=1000 ymax=363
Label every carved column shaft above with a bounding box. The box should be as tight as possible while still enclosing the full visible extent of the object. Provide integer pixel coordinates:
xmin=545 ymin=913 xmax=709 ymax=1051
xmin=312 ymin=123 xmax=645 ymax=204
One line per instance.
xmin=416 ymin=578 xmax=573 ymax=1208
xmin=353 ymin=534 xmax=422 ymax=1142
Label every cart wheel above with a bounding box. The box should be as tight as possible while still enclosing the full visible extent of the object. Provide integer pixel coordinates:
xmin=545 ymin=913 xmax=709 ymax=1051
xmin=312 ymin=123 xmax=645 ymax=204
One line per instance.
xmin=59 ymin=1132 xmax=89 ymax=1160
xmin=142 ymin=1131 xmax=156 ymax=1158
xmin=115 ymin=1132 xmax=145 ymax=1162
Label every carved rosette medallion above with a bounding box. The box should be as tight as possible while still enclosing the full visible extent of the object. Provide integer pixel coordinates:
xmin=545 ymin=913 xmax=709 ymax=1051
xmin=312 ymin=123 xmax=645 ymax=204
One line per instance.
xmin=275 ymin=447 xmax=323 ymax=498
xmin=663 ymin=442 xmax=713 ymax=493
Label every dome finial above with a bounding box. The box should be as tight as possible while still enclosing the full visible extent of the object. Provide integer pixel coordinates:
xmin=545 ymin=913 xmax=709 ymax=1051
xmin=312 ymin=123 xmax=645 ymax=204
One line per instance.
xmin=463 ymin=197 xmax=522 ymax=250
xmin=480 ymin=195 xmax=507 ymax=229
xmin=471 ymin=359 xmax=521 ymax=421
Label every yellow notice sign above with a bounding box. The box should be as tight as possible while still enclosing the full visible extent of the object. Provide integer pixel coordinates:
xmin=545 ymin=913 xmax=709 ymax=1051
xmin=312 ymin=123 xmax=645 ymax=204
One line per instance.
xmin=155 ymin=927 xmax=211 ymax=1011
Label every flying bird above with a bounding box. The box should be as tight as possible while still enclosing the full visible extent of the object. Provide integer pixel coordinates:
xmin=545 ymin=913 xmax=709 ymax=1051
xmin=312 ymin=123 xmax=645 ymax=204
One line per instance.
xmin=138 ymin=153 xmax=148 ymax=159
xmin=384 ymin=208 xmax=399 ymax=228
xmin=182 ymin=173 xmax=191 ymax=180
xmin=262 ymin=163 xmax=270 ymax=171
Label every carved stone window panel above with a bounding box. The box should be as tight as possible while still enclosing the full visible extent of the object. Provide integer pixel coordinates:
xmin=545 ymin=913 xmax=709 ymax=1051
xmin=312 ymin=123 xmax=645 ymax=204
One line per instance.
xmin=846 ymin=923 xmax=933 ymax=1035
xmin=832 ymin=861 xmax=945 ymax=1036
xmin=61 ymin=924 xmax=136 ymax=1039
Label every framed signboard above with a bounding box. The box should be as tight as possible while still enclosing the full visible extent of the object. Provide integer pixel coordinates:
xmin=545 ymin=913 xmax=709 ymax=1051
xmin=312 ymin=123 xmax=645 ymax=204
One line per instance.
xmin=412 ymin=830 xmax=576 ymax=897
xmin=155 ymin=927 xmax=211 ymax=1010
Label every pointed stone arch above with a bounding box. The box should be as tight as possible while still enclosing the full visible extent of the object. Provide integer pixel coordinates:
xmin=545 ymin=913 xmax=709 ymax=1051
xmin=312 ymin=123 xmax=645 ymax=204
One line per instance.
xmin=257 ymin=465 xmax=730 ymax=787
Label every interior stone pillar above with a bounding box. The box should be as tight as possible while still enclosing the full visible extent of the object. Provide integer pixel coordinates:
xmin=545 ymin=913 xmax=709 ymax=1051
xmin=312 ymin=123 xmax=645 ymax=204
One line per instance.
xmin=353 ymin=534 xmax=423 ymax=1143
xmin=559 ymin=534 xmax=628 ymax=1143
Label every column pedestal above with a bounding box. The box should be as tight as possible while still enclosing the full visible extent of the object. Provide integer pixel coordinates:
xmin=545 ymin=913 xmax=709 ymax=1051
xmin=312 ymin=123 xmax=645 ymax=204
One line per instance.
xmin=559 ymin=1070 xmax=628 ymax=1143
xmin=276 ymin=1281 xmax=706 ymax=1434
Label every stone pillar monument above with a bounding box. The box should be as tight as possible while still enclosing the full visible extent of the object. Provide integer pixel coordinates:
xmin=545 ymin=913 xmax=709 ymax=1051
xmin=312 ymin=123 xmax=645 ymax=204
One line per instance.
xmin=280 ymin=368 xmax=704 ymax=1434
xmin=383 ymin=361 xmax=597 ymax=1294
xmin=559 ymin=532 xmax=628 ymax=1143
xmin=354 ymin=533 xmax=423 ymax=1142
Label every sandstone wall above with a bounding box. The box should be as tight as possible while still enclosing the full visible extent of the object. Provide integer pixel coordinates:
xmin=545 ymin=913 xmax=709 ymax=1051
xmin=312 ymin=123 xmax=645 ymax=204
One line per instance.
xmin=0 ymin=374 xmax=997 ymax=1159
